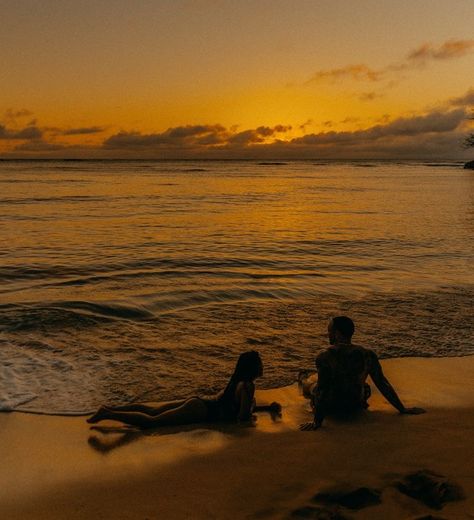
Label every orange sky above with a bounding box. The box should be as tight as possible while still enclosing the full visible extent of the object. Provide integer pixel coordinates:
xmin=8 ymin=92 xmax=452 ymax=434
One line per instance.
xmin=1 ymin=1 xmax=473 ymax=159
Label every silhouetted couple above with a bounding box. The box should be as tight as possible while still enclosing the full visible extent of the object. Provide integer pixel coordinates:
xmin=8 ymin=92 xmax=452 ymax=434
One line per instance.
xmin=88 ymin=316 xmax=424 ymax=430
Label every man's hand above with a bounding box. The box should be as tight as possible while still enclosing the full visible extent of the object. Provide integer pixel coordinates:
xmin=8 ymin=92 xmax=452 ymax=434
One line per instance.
xmin=400 ymin=406 xmax=426 ymax=415
xmin=299 ymin=421 xmax=321 ymax=431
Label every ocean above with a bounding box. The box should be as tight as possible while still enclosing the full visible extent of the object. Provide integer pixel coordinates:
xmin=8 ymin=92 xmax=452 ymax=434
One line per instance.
xmin=1 ymin=160 xmax=473 ymax=413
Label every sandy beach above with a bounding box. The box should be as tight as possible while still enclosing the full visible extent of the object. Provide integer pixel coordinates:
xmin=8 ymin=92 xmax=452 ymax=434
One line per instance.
xmin=1 ymin=356 xmax=473 ymax=519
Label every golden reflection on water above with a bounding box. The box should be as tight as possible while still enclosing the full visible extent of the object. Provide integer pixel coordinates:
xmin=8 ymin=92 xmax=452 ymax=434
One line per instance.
xmin=3 ymin=162 xmax=473 ymax=303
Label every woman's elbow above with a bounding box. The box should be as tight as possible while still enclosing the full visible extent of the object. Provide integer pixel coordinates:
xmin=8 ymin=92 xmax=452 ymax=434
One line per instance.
xmin=238 ymin=408 xmax=254 ymax=422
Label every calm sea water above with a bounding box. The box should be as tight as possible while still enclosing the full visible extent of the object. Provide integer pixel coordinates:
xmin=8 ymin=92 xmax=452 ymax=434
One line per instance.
xmin=1 ymin=160 xmax=473 ymax=413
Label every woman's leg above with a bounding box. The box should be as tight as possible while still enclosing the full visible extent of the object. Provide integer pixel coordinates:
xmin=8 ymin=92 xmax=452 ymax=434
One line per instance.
xmin=87 ymin=400 xmax=187 ymax=424
xmin=94 ymin=398 xmax=208 ymax=428
xmin=105 ymin=400 xmax=187 ymax=415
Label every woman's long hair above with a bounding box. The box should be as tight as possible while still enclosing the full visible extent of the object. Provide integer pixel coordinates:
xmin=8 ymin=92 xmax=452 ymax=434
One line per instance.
xmin=219 ymin=350 xmax=262 ymax=404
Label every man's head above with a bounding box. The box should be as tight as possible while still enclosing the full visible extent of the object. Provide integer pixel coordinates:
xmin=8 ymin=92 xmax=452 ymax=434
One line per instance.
xmin=328 ymin=316 xmax=355 ymax=345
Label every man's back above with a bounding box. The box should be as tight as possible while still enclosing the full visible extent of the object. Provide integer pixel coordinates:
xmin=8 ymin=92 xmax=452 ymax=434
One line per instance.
xmin=314 ymin=344 xmax=376 ymax=412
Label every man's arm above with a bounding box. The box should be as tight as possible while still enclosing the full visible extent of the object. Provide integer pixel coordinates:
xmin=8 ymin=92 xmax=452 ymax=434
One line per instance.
xmin=368 ymin=352 xmax=425 ymax=414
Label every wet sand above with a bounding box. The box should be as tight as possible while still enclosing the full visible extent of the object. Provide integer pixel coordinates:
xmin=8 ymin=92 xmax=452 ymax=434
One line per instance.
xmin=1 ymin=356 xmax=473 ymax=519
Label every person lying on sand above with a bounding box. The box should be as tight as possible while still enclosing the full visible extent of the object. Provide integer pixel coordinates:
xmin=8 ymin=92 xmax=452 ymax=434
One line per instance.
xmin=87 ymin=350 xmax=281 ymax=428
xmin=299 ymin=316 xmax=425 ymax=431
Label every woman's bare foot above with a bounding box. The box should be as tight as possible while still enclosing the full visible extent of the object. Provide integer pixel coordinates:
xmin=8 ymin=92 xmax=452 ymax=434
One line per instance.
xmin=87 ymin=406 xmax=110 ymax=424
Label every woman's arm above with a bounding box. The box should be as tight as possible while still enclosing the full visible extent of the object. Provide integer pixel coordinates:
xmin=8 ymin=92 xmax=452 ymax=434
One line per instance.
xmin=235 ymin=381 xmax=255 ymax=422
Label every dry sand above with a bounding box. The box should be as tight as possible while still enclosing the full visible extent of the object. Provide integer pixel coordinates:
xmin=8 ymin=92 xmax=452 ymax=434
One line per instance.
xmin=1 ymin=356 xmax=473 ymax=519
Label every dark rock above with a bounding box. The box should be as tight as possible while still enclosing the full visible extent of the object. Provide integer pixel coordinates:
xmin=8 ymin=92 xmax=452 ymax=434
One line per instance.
xmin=396 ymin=470 xmax=464 ymax=510
xmin=289 ymin=506 xmax=349 ymax=519
xmin=414 ymin=516 xmax=448 ymax=520
xmin=464 ymin=160 xmax=474 ymax=169
xmin=258 ymin=162 xmax=287 ymax=165
xmin=312 ymin=487 xmax=382 ymax=510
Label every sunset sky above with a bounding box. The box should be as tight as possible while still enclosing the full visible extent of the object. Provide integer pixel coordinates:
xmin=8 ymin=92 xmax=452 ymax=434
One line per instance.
xmin=1 ymin=0 xmax=473 ymax=159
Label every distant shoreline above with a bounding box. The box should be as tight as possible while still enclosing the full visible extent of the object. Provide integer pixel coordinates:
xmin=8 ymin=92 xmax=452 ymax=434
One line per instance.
xmin=0 ymin=157 xmax=468 ymax=163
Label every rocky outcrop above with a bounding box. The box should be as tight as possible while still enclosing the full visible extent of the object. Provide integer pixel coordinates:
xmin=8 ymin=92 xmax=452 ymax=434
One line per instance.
xmin=464 ymin=160 xmax=474 ymax=169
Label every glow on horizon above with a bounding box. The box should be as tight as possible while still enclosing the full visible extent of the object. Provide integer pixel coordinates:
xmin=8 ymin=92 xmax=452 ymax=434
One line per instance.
xmin=1 ymin=0 xmax=473 ymax=159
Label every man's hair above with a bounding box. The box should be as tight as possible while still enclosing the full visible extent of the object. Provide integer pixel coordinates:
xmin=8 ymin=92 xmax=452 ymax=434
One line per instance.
xmin=332 ymin=316 xmax=355 ymax=338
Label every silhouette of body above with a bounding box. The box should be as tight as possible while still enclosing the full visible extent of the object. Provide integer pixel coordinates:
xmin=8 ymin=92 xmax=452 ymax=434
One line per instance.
xmin=300 ymin=317 xmax=425 ymax=430
xmin=88 ymin=351 xmax=279 ymax=428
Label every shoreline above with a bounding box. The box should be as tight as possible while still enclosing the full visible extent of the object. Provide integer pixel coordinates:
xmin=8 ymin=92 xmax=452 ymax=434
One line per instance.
xmin=8 ymin=351 xmax=474 ymax=417
xmin=2 ymin=356 xmax=474 ymax=519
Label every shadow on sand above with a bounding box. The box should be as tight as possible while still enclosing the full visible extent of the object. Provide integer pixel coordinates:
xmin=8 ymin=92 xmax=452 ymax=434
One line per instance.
xmin=87 ymin=407 xmax=283 ymax=454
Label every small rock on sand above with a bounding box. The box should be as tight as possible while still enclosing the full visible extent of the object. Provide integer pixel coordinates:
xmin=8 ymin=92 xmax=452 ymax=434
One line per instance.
xmin=289 ymin=506 xmax=349 ymax=519
xmin=396 ymin=470 xmax=464 ymax=510
xmin=312 ymin=486 xmax=382 ymax=510
xmin=414 ymin=515 xmax=448 ymax=520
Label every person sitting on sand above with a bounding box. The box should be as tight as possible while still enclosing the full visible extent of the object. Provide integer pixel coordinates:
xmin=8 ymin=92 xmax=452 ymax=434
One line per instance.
xmin=88 ymin=350 xmax=280 ymax=428
xmin=299 ymin=316 xmax=425 ymax=431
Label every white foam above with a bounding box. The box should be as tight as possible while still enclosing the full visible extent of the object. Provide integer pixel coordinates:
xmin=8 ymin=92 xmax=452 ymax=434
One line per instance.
xmin=0 ymin=361 xmax=36 ymax=410
xmin=0 ymin=393 xmax=37 ymax=411
xmin=1 ymin=287 xmax=473 ymax=415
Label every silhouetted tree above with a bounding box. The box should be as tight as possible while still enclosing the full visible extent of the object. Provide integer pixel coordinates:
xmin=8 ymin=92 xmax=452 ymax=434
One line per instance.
xmin=463 ymin=111 xmax=474 ymax=148
xmin=464 ymin=133 xmax=474 ymax=148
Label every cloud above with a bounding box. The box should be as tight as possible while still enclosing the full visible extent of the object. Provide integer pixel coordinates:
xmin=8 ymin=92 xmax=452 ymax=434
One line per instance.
xmin=449 ymin=88 xmax=474 ymax=107
xmin=4 ymin=108 xmax=34 ymax=123
xmin=299 ymin=119 xmax=313 ymax=131
xmin=408 ymin=39 xmax=474 ymax=62
xmin=97 ymin=109 xmax=467 ymax=159
xmin=291 ymin=109 xmax=466 ymax=146
xmin=61 ymin=126 xmax=105 ymax=136
xmin=306 ymin=64 xmax=383 ymax=84
xmin=228 ymin=125 xmax=292 ymax=145
xmin=104 ymin=124 xmax=291 ymax=149
xmin=376 ymin=114 xmax=391 ymax=124
xmin=271 ymin=114 xmax=468 ymax=160
xmin=0 ymin=124 xmax=42 ymax=140
xmin=13 ymin=140 xmax=69 ymax=152
xmin=358 ymin=91 xmax=383 ymax=102
xmin=1 ymin=95 xmax=471 ymax=160
xmin=340 ymin=117 xmax=361 ymax=124
xmin=104 ymin=124 xmax=228 ymax=148
xmin=304 ymin=39 xmax=474 ymax=87
xmin=165 ymin=124 xmax=226 ymax=139
xmin=228 ymin=129 xmax=265 ymax=145
xmin=273 ymin=124 xmax=292 ymax=133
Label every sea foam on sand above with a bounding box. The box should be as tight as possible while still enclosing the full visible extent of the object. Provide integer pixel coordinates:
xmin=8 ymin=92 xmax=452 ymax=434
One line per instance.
xmin=1 ymin=356 xmax=473 ymax=519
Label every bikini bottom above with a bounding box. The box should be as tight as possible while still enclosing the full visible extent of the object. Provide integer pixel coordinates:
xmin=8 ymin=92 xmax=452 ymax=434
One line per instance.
xmin=199 ymin=398 xmax=223 ymax=422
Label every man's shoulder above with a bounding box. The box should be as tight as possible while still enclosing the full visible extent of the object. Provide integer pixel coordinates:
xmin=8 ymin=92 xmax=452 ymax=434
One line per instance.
xmin=351 ymin=344 xmax=376 ymax=354
xmin=315 ymin=349 xmax=331 ymax=364
xmin=351 ymin=344 xmax=378 ymax=360
xmin=316 ymin=345 xmax=378 ymax=363
xmin=349 ymin=346 xmax=381 ymax=371
xmin=319 ymin=345 xmax=378 ymax=358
